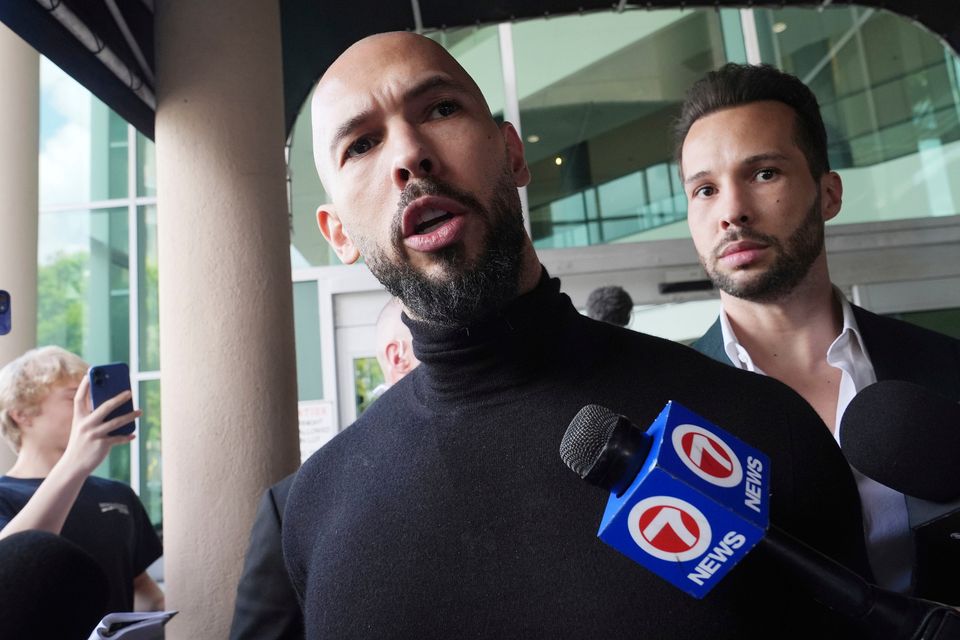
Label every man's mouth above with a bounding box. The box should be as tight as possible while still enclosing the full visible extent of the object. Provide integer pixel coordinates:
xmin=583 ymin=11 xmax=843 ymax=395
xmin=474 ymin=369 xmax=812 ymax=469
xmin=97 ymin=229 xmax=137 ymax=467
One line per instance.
xmin=402 ymin=196 xmax=469 ymax=238
xmin=413 ymin=208 xmax=456 ymax=235
xmin=401 ymin=195 xmax=471 ymax=252
xmin=718 ymin=240 xmax=767 ymax=259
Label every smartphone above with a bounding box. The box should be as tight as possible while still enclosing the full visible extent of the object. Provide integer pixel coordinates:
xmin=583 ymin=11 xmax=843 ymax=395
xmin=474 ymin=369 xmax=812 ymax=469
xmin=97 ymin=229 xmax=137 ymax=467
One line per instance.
xmin=89 ymin=363 xmax=136 ymax=436
xmin=0 ymin=290 xmax=10 ymax=336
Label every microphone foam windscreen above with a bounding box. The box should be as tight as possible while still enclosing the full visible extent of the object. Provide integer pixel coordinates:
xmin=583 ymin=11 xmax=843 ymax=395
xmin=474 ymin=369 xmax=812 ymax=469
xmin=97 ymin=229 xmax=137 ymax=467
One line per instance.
xmin=0 ymin=530 xmax=109 ymax=639
xmin=840 ymin=380 xmax=960 ymax=502
xmin=560 ymin=404 xmax=617 ymax=478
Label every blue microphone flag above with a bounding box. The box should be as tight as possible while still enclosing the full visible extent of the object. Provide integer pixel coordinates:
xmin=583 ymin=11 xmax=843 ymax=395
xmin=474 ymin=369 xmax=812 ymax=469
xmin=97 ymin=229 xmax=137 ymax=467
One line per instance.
xmin=597 ymin=401 xmax=771 ymax=598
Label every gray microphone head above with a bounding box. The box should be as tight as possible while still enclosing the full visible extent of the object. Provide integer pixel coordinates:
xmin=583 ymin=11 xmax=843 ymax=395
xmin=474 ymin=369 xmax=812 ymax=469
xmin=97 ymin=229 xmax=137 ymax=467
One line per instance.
xmin=840 ymin=380 xmax=960 ymax=502
xmin=560 ymin=404 xmax=653 ymax=495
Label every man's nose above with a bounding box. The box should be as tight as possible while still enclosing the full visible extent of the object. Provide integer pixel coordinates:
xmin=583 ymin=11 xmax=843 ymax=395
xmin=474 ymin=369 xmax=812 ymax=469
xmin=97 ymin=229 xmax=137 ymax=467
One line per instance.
xmin=718 ymin=184 xmax=753 ymax=230
xmin=391 ymin=125 xmax=435 ymax=189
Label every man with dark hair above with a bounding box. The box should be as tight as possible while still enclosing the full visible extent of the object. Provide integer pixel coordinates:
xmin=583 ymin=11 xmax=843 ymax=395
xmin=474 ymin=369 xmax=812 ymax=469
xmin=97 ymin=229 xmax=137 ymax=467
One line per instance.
xmin=677 ymin=62 xmax=960 ymax=598
xmin=283 ymin=35 xmax=873 ymax=638
xmin=585 ymin=285 xmax=633 ymax=327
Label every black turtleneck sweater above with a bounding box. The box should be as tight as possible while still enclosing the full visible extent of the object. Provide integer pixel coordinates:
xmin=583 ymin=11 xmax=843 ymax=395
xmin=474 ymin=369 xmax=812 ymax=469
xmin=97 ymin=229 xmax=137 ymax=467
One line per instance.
xmin=283 ymin=272 xmax=871 ymax=639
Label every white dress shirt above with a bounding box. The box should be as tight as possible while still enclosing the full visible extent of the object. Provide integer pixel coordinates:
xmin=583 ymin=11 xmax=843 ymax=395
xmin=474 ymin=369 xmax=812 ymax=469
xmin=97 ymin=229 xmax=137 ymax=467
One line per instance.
xmin=718 ymin=292 xmax=914 ymax=593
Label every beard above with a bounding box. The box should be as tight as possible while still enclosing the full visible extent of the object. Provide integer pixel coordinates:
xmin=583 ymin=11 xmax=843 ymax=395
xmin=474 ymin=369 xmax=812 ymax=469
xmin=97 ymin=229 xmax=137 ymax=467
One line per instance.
xmin=358 ymin=167 xmax=528 ymax=326
xmin=702 ymin=192 xmax=824 ymax=303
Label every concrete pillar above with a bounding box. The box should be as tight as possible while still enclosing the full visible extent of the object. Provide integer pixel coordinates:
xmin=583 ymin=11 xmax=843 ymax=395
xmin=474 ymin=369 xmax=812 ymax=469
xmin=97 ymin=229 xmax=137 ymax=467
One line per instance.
xmin=154 ymin=1 xmax=300 ymax=637
xmin=0 ymin=23 xmax=39 ymax=472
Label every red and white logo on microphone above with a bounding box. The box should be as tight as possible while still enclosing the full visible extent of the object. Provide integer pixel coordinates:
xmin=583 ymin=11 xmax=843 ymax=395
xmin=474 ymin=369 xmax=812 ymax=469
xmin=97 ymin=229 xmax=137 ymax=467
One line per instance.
xmin=671 ymin=424 xmax=743 ymax=488
xmin=628 ymin=496 xmax=712 ymax=562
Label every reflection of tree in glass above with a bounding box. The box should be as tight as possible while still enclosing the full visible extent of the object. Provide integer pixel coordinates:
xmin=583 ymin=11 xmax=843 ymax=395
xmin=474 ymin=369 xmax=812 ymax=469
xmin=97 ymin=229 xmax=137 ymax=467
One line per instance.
xmin=140 ymin=379 xmax=163 ymax=528
xmin=139 ymin=255 xmax=160 ymax=371
xmin=37 ymin=251 xmax=88 ymax=355
xmin=354 ymin=357 xmax=385 ymax=416
xmin=37 ymin=250 xmax=131 ymax=484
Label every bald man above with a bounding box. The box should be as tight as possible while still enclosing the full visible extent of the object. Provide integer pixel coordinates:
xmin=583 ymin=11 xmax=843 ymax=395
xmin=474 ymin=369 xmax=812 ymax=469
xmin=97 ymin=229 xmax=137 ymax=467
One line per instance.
xmin=375 ymin=297 xmax=419 ymax=389
xmin=282 ymin=32 xmax=871 ymax=639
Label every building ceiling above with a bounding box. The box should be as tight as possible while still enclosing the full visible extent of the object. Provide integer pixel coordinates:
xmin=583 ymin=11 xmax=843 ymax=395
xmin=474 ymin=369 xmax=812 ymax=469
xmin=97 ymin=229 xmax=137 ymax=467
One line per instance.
xmin=1 ymin=1 xmax=958 ymax=140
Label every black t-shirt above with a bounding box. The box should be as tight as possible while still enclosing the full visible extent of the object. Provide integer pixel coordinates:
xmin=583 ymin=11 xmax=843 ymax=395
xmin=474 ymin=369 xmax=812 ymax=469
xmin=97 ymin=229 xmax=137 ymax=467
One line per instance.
xmin=0 ymin=475 xmax=162 ymax=613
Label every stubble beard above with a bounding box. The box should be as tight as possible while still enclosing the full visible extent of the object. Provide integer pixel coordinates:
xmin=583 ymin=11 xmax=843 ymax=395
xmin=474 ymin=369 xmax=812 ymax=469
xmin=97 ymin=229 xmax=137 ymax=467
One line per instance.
xmin=702 ymin=192 xmax=825 ymax=303
xmin=360 ymin=167 xmax=529 ymax=326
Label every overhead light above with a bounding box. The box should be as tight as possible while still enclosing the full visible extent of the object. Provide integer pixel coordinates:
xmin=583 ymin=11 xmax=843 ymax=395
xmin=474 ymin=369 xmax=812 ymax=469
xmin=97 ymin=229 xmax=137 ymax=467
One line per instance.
xmin=554 ymin=156 xmax=563 ymax=166
xmin=772 ymin=22 xmax=787 ymax=34
xmin=527 ymin=134 xmax=541 ymax=143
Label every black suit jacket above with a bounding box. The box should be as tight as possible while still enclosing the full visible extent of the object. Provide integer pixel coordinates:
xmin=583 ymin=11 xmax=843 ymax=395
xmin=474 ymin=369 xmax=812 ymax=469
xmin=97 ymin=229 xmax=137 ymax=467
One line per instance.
xmin=693 ymin=304 xmax=960 ymax=402
xmin=230 ymin=473 xmax=303 ymax=640
xmin=693 ymin=303 xmax=960 ymax=601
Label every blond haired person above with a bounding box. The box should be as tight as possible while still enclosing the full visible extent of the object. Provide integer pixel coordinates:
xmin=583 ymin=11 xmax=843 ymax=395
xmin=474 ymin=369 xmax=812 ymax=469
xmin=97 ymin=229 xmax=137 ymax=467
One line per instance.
xmin=0 ymin=346 xmax=163 ymax=612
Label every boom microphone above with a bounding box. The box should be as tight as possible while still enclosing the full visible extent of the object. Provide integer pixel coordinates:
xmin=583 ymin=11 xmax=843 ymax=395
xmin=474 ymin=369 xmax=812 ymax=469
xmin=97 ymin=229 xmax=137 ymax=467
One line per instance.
xmin=839 ymin=380 xmax=960 ymax=502
xmin=840 ymin=379 xmax=960 ymax=604
xmin=0 ymin=529 xmax=110 ymax=639
xmin=561 ymin=402 xmax=960 ymax=640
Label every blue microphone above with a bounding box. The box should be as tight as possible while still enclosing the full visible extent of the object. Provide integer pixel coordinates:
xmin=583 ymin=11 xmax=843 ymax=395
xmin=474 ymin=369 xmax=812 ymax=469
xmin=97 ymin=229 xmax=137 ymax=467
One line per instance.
xmin=560 ymin=402 xmax=769 ymax=597
xmin=560 ymin=401 xmax=960 ymax=639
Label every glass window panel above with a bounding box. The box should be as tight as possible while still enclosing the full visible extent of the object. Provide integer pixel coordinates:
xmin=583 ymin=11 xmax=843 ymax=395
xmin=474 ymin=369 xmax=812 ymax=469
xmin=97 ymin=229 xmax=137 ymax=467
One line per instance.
xmin=293 ymin=281 xmax=323 ymax=401
xmin=513 ymin=9 xmax=728 ymax=248
xmin=137 ymin=133 xmax=157 ymax=198
xmin=92 ymin=440 xmax=130 ymax=484
xmin=354 ymin=357 xmax=384 ymax=416
xmin=40 ymin=58 xmax=96 ymax=207
xmin=139 ymin=206 xmax=160 ymax=371
xmin=139 ymin=379 xmax=163 ymax=527
xmin=39 ymin=64 xmax=127 ymax=205
xmin=288 ymin=106 xmax=337 ymax=269
xmin=37 ymin=207 xmax=130 ymax=365
xmin=754 ymin=6 xmax=960 ymax=223
xmin=38 ymin=205 xmax=132 ymax=485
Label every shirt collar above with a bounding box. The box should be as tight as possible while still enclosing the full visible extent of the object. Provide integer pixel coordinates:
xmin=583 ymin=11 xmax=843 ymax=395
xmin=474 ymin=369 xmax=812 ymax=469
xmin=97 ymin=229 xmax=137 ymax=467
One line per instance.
xmin=826 ymin=290 xmax=875 ymax=392
xmin=719 ymin=308 xmax=761 ymax=373
xmin=717 ymin=288 xmax=872 ymax=378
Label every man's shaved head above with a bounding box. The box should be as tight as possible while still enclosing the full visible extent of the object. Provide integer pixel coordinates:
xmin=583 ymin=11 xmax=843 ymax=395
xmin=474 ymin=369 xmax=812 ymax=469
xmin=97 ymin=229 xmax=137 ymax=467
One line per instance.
xmin=311 ymin=32 xmax=491 ymax=191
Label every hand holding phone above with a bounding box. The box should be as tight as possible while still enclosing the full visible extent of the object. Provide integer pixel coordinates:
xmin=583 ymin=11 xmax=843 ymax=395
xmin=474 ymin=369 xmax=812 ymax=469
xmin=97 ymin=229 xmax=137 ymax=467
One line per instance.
xmin=0 ymin=290 xmax=10 ymax=336
xmin=88 ymin=363 xmax=136 ymax=436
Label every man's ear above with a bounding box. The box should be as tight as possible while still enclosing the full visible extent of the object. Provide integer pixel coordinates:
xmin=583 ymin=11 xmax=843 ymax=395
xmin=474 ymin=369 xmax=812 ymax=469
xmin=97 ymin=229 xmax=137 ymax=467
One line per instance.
xmin=500 ymin=122 xmax=531 ymax=188
xmin=820 ymin=171 xmax=843 ymax=222
xmin=384 ymin=341 xmax=402 ymax=369
xmin=9 ymin=410 xmax=30 ymax=429
xmin=316 ymin=205 xmax=360 ymax=264
xmin=394 ymin=341 xmax=416 ymax=374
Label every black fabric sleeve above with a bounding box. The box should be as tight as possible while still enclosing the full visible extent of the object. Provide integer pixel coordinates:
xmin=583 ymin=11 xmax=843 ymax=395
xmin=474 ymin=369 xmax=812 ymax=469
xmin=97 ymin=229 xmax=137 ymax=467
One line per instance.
xmin=127 ymin=487 xmax=162 ymax=576
xmin=229 ymin=477 xmax=303 ymax=640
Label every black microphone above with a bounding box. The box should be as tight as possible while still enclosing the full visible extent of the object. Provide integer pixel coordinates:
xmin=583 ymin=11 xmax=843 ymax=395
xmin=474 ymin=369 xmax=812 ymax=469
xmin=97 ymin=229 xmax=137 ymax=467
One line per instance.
xmin=0 ymin=529 xmax=110 ymax=639
xmin=562 ymin=404 xmax=960 ymax=640
xmin=840 ymin=379 xmax=960 ymax=604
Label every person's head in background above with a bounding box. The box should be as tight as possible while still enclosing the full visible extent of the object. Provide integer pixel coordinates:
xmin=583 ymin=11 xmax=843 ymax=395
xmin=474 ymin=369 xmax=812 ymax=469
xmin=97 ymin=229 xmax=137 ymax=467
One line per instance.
xmin=375 ymin=298 xmax=420 ymax=387
xmin=585 ymin=286 xmax=633 ymax=327
xmin=0 ymin=346 xmax=87 ymax=456
xmin=675 ymin=63 xmax=842 ymax=304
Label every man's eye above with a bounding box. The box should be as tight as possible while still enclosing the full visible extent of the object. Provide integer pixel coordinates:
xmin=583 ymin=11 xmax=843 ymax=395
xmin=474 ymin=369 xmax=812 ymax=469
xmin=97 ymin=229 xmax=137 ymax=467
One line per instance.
xmin=429 ymin=100 xmax=460 ymax=119
xmin=693 ymin=185 xmax=716 ymax=198
xmin=346 ymin=137 xmax=374 ymax=159
xmin=756 ymin=168 xmax=777 ymax=181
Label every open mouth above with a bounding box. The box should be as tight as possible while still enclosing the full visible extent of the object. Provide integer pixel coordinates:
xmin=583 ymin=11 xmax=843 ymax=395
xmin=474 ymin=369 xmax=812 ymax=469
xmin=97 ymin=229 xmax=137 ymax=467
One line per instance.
xmin=413 ymin=209 xmax=456 ymax=235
